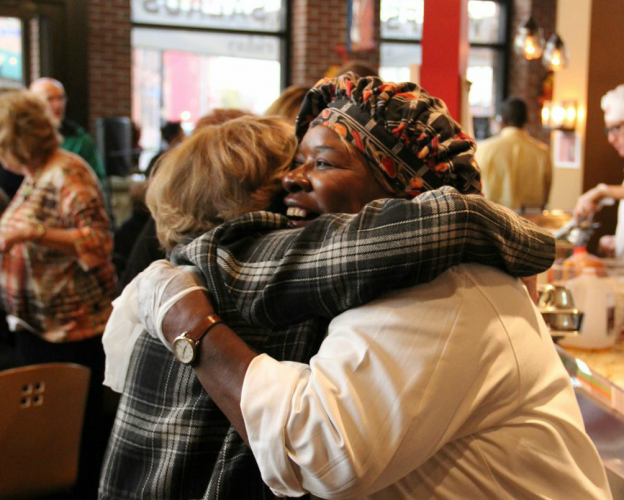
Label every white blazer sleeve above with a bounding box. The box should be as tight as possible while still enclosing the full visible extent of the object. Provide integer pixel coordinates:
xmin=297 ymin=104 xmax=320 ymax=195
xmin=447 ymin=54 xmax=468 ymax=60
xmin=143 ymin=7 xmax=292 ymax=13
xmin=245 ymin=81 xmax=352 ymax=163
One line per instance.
xmin=241 ymin=268 xmax=521 ymax=499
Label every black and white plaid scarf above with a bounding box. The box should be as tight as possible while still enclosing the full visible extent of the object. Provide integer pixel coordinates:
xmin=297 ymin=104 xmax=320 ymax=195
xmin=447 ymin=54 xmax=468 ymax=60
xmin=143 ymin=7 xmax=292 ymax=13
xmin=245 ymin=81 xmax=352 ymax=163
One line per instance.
xmin=100 ymin=188 xmax=554 ymax=500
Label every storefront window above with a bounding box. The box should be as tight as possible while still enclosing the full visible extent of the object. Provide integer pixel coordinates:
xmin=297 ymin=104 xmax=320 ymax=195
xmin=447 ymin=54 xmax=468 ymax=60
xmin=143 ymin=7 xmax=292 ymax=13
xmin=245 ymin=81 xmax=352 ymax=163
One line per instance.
xmin=467 ymin=47 xmax=502 ymax=118
xmin=380 ymin=0 xmax=424 ymax=40
xmin=468 ymin=1 xmax=504 ymax=44
xmin=133 ymin=0 xmax=285 ymax=32
xmin=131 ymin=0 xmax=286 ymax=167
xmin=379 ymin=0 xmax=508 ymax=132
xmin=466 ymin=0 xmax=507 ymax=133
xmin=0 ymin=17 xmax=23 ymax=87
xmin=379 ymin=42 xmax=421 ymax=83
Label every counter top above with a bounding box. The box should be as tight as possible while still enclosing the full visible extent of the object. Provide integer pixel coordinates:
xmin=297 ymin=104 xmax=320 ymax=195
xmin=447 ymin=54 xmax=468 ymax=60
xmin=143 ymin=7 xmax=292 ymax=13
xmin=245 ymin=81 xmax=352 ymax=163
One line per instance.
xmin=557 ymin=341 xmax=624 ymax=419
xmin=557 ymin=341 xmax=624 ymax=493
xmin=562 ymin=338 xmax=624 ymax=390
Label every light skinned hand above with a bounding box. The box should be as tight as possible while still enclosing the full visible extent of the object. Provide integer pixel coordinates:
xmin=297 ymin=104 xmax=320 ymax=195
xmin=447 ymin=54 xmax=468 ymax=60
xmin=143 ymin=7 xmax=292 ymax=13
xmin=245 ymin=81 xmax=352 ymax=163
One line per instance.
xmin=0 ymin=225 xmax=36 ymax=252
xmin=573 ymin=186 xmax=605 ymax=221
xmin=598 ymin=235 xmax=616 ymax=258
xmin=135 ymin=259 xmax=207 ymax=347
xmin=520 ymin=275 xmax=538 ymax=304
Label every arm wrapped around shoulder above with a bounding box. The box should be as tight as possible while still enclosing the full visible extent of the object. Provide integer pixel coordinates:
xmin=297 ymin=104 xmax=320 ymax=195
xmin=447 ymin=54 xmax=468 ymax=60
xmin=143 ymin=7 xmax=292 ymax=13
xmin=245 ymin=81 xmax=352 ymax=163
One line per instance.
xmin=173 ymin=186 xmax=554 ymax=327
xmin=417 ymin=186 xmax=555 ymax=278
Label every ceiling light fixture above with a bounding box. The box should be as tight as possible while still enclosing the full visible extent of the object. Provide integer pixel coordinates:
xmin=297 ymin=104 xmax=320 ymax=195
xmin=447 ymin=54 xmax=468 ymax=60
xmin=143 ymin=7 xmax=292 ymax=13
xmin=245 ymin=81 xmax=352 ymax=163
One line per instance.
xmin=543 ymin=33 xmax=570 ymax=71
xmin=514 ymin=16 xmax=545 ymax=61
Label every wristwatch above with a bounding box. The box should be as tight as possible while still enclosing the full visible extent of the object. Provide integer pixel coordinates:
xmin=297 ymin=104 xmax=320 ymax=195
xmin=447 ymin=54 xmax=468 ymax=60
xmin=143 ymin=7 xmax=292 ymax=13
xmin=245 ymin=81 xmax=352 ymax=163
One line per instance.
xmin=31 ymin=222 xmax=46 ymax=241
xmin=172 ymin=313 xmax=222 ymax=365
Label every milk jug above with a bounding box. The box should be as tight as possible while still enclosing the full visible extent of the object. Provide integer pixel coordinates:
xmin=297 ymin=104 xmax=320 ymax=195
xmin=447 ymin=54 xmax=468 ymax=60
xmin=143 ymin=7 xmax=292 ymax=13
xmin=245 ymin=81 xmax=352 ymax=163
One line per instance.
xmin=559 ymin=267 xmax=618 ymax=349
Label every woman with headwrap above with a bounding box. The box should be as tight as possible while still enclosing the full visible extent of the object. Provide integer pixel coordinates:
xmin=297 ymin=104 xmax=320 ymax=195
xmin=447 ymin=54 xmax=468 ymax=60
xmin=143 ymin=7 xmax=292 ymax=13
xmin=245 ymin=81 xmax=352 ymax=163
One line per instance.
xmin=100 ymin=76 xmax=609 ymax=500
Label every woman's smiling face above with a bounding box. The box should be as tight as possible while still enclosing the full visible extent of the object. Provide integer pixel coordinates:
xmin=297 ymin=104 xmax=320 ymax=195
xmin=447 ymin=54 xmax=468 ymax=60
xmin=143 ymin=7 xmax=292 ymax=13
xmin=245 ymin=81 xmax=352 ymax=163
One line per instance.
xmin=282 ymin=125 xmax=394 ymax=227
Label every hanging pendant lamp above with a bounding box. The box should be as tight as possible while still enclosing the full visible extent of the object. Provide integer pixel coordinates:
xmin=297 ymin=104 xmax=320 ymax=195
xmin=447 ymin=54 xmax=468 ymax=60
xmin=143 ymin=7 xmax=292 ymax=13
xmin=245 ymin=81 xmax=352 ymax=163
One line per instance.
xmin=543 ymin=33 xmax=570 ymax=71
xmin=514 ymin=16 xmax=545 ymax=60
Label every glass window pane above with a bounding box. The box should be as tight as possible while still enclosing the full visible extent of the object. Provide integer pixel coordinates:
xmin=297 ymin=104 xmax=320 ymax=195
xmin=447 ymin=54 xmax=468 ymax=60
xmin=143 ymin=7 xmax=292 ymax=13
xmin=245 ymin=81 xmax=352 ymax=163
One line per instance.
xmin=380 ymin=0 xmax=423 ymax=41
xmin=468 ymin=46 xmax=503 ymax=118
xmin=468 ymin=1 xmax=504 ymax=44
xmin=132 ymin=0 xmax=285 ymax=32
xmin=132 ymin=27 xmax=281 ymax=159
xmin=379 ymin=42 xmax=421 ymax=82
xmin=132 ymin=47 xmax=162 ymax=156
xmin=0 ymin=17 xmax=23 ymax=87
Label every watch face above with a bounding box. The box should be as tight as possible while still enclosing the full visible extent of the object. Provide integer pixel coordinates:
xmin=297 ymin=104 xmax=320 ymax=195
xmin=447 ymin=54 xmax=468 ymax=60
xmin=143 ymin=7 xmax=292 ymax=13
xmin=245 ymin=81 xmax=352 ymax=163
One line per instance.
xmin=173 ymin=337 xmax=195 ymax=364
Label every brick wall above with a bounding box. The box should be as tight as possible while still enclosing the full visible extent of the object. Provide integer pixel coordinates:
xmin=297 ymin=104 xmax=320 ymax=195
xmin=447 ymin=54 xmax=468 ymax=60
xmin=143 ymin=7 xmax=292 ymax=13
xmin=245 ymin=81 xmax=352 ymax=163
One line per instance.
xmin=87 ymin=0 xmax=132 ymax=133
xmin=507 ymin=0 xmax=557 ymax=144
xmin=291 ymin=0 xmax=380 ymax=87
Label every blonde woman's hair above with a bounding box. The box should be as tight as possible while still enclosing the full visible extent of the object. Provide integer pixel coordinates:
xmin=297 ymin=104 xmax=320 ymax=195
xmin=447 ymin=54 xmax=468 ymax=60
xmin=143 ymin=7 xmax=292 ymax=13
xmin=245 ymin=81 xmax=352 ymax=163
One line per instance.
xmin=0 ymin=90 xmax=61 ymax=166
xmin=265 ymin=85 xmax=309 ymax=124
xmin=146 ymin=115 xmax=297 ymax=250
xmin=194 ymin=108 xmax=251 ymax=133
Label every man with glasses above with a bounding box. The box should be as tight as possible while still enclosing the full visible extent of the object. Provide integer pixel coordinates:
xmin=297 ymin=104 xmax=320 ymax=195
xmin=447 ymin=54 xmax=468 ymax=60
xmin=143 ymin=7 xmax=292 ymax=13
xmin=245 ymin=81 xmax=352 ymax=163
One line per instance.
xmin=30 ymin=78 xmax=107 ymax=186
xmin=574 ymin=84 xmax=624 ymax=257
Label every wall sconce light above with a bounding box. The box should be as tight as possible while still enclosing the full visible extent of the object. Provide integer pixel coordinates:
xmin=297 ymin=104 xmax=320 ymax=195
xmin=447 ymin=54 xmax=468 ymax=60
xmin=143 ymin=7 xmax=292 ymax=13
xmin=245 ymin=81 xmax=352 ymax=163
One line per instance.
xmin=514 ymin=16 xmax=545 ymax=60
xmin=542 ymin=100 xmax=577 ymax=131
xmin=543 ymin=34 xmax=570 ymax=71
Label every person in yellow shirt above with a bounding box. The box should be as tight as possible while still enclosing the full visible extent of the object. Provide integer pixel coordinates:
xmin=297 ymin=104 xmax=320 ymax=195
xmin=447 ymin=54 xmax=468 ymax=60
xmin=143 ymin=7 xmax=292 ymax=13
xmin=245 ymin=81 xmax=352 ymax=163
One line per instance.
xmin=475 ymin=97 xmax=553 ymax=211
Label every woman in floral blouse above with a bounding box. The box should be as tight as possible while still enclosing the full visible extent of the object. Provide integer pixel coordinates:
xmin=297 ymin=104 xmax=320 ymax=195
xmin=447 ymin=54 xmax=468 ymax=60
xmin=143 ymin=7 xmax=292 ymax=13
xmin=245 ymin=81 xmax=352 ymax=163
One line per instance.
xmin=0 ymin=89 xmax=116 ymax=499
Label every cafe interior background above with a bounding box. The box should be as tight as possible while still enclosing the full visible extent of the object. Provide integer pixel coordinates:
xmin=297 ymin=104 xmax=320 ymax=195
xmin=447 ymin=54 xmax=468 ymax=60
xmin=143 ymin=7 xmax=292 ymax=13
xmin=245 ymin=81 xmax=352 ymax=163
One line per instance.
xmin=1 ymin=0 xmax=622 ymax=250
xmin=4 ymin=0 xmax=624 ymax=496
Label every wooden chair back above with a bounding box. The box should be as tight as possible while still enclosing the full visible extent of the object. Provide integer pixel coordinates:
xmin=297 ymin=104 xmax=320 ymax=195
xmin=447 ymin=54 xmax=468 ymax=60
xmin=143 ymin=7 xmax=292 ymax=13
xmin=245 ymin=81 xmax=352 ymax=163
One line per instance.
xmin=0 ymin=363 xmax=90 ymax=499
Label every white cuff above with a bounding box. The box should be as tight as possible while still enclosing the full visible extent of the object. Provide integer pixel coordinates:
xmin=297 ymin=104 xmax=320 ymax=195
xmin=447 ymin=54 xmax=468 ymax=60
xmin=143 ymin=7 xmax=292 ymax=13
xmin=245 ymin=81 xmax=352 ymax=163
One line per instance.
xmin=103 ymin=280 xmax=145 ymax=393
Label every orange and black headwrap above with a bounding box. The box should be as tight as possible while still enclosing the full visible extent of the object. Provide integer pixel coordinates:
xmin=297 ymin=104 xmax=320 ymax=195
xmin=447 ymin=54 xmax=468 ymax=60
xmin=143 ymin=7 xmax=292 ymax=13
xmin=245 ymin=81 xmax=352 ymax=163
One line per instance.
xmin=295 ymin=72 xmax=482 ymax=196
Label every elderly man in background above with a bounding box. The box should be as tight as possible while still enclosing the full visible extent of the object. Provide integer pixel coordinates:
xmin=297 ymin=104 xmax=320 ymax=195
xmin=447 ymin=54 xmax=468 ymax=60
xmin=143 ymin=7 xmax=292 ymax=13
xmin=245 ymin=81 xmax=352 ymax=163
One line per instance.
xmin=30 ymin=77 xmax=107 ymax=186
xmin=575 ymin=84 xmax=624 ymax=257
xmin=476 ymin=96 xmax=553 ymax=211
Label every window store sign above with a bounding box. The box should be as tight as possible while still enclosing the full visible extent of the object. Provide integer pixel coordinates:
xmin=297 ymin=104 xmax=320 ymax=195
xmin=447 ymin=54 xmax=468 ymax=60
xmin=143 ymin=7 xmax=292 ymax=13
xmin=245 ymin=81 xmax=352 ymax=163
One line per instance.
xmin=132 ymin=0 xmax=284 ymax=32
xmin=133 ymin=27 xmax=280 ymax=60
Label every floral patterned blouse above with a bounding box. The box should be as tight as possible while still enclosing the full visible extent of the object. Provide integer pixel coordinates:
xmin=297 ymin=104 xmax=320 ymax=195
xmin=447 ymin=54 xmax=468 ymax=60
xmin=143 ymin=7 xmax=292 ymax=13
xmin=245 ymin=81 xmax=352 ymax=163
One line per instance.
xmin=0 ymin=150 xmax=116 ymax=342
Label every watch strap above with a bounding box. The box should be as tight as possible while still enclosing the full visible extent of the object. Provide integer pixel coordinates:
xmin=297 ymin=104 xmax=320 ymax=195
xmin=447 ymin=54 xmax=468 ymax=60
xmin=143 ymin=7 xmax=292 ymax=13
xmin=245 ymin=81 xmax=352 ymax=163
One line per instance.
xmin=183 ymin=313 xmax=222 ymax=343
xmin=31 ymin=222 xmax=46 ymax=240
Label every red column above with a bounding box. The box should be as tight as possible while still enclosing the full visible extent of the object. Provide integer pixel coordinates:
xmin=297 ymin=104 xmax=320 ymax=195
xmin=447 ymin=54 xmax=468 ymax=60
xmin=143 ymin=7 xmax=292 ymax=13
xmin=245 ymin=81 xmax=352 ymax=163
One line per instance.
xmin=420 ymin=0 xmax=469 ymax=121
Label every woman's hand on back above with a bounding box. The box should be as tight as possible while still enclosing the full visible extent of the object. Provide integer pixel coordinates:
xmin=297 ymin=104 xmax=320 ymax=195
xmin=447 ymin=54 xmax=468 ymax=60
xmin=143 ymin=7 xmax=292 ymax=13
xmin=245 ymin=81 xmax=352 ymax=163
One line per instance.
xmin=136 ymin=259 xmax=212 ymax=346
